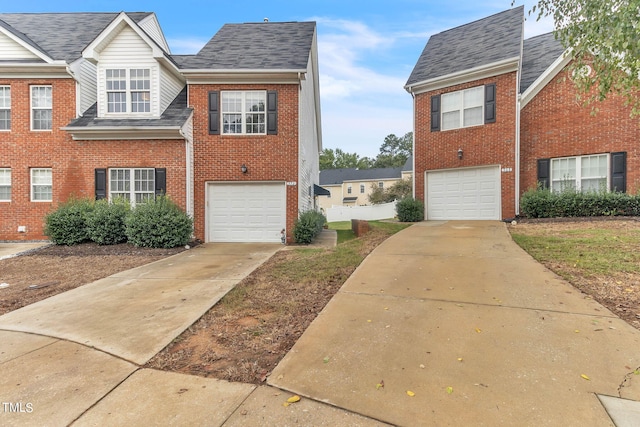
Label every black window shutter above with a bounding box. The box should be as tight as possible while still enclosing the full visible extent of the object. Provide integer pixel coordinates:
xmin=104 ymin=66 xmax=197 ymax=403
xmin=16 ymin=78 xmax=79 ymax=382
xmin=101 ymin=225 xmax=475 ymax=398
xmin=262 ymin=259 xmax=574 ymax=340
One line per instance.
xmin=537 ymin=159 xmax=550 ymax=189
xmin=610 ymin=152 xmax=627 ymax=193
xmin=155 ymin=168 xmax=166 ymax=197
xmin=95 ymin=169 xmax=107 ymax=200
xmin=485 ymin=83 xmax=496 ymax=124
xmin=208 ymin=91 xmax=220 ymax=135
xmin=267 ymin=91 xmax=278 ymax=135
xmin=430 ymin=95 xmax=440 ymax=132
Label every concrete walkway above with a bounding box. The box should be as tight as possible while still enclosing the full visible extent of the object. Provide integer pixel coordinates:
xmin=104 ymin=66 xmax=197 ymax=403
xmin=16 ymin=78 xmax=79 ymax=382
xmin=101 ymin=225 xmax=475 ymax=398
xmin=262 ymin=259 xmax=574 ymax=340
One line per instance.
xmin=269 ymin=221 xmax=640 ymax=426
xmin=1 ymin=222 xmax=639 ymax=426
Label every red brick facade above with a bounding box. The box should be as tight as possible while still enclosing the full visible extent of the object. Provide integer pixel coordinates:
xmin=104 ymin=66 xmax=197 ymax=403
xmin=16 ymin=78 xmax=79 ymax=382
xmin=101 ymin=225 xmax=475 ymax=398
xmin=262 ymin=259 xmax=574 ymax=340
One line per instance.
xmin=520 ymin=69 xmax=639 ymax=195
xmin=189 ymin=84 xmax=300 ymax=243
xmin=0 ymin=78 xmax=187 ymax=241
xmin=414 ymin=72 xmax=519 ymax=219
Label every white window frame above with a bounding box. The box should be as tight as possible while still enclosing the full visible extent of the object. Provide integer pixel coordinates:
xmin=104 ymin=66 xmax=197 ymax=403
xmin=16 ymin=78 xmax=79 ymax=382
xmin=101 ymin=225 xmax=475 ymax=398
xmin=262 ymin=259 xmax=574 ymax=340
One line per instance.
xmin=0 ymin=168 xmax=11 ymax=202
xmin=378 ymin=181 xmax=384 ymax=189
xmin=105 ymin=68 xmax=151 ymax=115
xmin=30 ymin=168 xmax=52 ymax=202
xmin=551 ymin=154 xmax=609 ymax=193
xmin=108 ymin=168 xmax=155 ymax=206
xmin=441 ymin=86 xmax=484 ymax=131
xmin=31 ymin=85 xmax=52 ymax=131
xmin=221 ymin=91 xmax=266 ymax=135
xmin=0 ymin=86 xmax=10 ymax=131
xmin=360 ymin=184 xmax=365 ymax=194
xmin=347 ymin=185 xmax=352 ymax=194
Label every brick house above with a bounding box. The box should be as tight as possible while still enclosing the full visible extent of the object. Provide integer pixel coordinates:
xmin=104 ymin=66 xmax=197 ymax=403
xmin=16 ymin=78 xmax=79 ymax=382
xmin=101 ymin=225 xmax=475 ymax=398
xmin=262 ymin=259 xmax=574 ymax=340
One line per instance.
xmin=0 ymin=12 xmax=322 ymax=243
xmin=405 ymin=7 xmax=638 ymax=220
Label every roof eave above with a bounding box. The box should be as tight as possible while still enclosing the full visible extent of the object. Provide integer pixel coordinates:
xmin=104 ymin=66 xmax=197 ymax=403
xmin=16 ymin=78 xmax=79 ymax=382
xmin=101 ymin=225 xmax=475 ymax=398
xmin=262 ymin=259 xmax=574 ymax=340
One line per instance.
xmin=405 ymin=56 xmax=520 ymax=95
xmin=0 ymin=62 xmax=71 ymax=77
xmin=61 ymin=126 xmax=185 ymax=141
xmin=183 ymin=69 xmax=306 ymax=84
xmin=520 ymin=49 xmax=572 ymax=109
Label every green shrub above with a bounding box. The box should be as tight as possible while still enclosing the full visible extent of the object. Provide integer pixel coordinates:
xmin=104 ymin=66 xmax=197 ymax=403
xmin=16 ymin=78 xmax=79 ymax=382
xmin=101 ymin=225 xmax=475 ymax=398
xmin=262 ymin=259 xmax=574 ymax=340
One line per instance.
xmin=293 ymin=210 xmax=326 ymax=244
xmin=86 ymin=198 xmax=130 ymax=245
xmin=520 ymin=188 xmax=640 ymax=218
xmin=396 ymin=197 xmax=424 ymax=222
xmin=44 ymin=198 xmax=94 ymax=245
xmin=125 ymin=196 xmax=193 ymax=248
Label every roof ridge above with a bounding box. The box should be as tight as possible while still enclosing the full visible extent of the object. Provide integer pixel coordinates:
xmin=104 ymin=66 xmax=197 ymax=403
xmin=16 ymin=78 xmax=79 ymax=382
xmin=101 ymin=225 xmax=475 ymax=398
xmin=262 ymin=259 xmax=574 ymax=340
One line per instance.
xmin=433 ymin=6 xmax=523 ymax=37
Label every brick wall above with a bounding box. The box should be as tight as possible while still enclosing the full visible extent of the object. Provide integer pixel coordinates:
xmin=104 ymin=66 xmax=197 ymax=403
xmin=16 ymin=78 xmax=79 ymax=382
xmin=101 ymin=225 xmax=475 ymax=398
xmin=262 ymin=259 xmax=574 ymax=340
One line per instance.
xmin=520 ymin=68 xmax=639 ymax=195
xmin=414 ymin=72 xmax=519 ymax=219
xmin=0 ymin=78 xmax=187 ymax=241
xmin=189 ymin=84 xmax=299 ymax=243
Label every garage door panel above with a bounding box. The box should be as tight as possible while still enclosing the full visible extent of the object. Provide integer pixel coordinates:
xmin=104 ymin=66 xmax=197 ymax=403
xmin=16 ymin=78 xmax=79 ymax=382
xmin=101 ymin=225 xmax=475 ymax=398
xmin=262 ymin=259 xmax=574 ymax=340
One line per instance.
xmin=427 ymin=167 xmax=500 ymax=220
xmin=207 ymin=183 xmax=286 ymax=242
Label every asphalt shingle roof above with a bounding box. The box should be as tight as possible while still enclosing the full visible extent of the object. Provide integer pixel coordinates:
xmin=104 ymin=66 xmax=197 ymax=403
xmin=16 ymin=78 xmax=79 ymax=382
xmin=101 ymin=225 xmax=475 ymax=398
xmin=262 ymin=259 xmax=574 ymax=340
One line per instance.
xmin=406 ymin=7 xmax=524 ymax=87
xmin=178 ymin=21 xmax=315 ymax=70
xmin=0 ymin=12 xmax=152 ymax=62
xmin=320 ymin=167 xmax=405 ymax=186
xmin=66 ymin=87 xmax=191 ymax=128
xmin=520 ymin=32 xmax=565 ymax=92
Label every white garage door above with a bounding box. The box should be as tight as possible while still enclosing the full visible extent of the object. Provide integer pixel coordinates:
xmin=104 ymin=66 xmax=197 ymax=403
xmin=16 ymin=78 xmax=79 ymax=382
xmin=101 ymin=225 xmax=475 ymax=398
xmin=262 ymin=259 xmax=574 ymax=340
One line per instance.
xmin=207 ymin=182 xmax=286 ymax=242
xmin=426 ymin=166 xmax=501 ymax=220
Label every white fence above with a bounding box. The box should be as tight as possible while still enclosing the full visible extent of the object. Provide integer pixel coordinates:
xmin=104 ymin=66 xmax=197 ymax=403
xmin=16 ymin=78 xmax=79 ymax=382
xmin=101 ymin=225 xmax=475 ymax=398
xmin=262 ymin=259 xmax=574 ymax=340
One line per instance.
xmin=325 ymin=201 xmax=397 ymax=223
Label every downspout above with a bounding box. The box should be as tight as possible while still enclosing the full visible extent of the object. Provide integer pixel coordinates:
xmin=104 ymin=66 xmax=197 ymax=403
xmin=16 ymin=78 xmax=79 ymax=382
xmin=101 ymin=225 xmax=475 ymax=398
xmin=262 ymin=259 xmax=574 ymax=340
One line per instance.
xmin=410 ymin=89 xmax=416 ymax=200
xmin=514 ymin=20 xmax=525 ymax=217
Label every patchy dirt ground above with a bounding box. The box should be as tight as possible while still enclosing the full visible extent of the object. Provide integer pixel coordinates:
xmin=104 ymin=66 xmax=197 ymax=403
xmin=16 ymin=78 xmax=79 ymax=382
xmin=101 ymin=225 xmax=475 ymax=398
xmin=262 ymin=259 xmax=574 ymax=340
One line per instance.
xmin=509 ymin=218 xmax=640 ymax=330
xmin=0 ymin=243 xmax=187 ymax=315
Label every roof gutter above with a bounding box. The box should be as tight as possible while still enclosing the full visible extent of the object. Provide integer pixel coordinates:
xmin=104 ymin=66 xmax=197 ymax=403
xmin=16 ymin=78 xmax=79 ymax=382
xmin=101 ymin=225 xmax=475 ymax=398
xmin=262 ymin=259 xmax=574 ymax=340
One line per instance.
xmin=405 ymin=56 xmax=520 ymax=95
xmin=0 ymin=62 xmax=71 ymax=78
xmin=61 ymin=126 xmax=185 ymax=141
xmin=182 ymin=69 xmax=306 ymax=84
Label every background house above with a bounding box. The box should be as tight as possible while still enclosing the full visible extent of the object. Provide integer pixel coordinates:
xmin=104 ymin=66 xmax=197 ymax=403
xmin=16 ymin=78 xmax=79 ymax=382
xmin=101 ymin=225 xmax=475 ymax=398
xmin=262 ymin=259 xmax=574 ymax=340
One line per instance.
xmin=405 ymin=7 xmax=637 ymax=221
xmin=318 ymin=156 xmax=412 ymax=211
xmin=0 ymin=13 xmax=322 ymax=243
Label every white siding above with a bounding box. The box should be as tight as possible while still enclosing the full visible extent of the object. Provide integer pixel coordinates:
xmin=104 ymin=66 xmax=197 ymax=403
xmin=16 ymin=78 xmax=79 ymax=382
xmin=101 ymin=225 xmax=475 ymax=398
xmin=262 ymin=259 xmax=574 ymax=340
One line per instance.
xmin=137 ymin=14 xmax=170 ymax=52
xmin=298 ymin=33 xmax=321 ymax=214
xmin=181 ymin=114 xmax=194 ymax=217
xmin=0 ymin=31 xmax=40 ymax=60
xmin=75 ymin=59 xmax=97 ymax=114
xmin=159 ymin=70 xmax=184 ymax=113
xmin=97 ymin=26 xmax=159 ymax=117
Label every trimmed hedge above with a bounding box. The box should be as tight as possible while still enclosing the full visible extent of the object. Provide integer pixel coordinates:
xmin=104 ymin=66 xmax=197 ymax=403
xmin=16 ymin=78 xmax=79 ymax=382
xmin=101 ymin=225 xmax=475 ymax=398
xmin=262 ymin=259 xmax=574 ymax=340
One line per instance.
xmin=86 ymin=198 xmax=130 ymax=245
xmin=293 ymin=210 xmax=326 ymax=244
xmin=396 ymin=197 xmax=425 ymax=222
xmin=125 ymin=196 xmax=193 ymax=248
xmin=44 ymin=198 xmax=94 ymax=245
xmin=520 ymin=188 xmax=640 ymax=218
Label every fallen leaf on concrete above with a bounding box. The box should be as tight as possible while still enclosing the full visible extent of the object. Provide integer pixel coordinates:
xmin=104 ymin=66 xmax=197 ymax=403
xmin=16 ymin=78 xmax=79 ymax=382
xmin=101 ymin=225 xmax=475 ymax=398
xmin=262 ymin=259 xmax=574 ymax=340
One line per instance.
xmin=323 ymin=356 xmax=330 ymax=364
xmin=581 ymin=374 xmax=590 ymax=381
xmin=446 ymin=386 xmax=454 ymax=394
xmin=376 ymin=380 xmax=384 ymax=390
xmin=475 ymin=328 xmax=482 ymax=333
xmin=286 ymin=395 xmax=301 ymax=404
xmin=457 ymin=358 xmax=463 ymax=362
xmin=406 ymin=390 xmax=415 ymax=397
xmin=419 ymin=364 xmax=425 ymax=369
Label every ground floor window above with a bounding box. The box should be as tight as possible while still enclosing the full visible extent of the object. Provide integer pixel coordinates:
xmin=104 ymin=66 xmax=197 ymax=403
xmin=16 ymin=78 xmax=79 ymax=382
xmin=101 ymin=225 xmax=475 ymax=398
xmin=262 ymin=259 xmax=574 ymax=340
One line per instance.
xmin=109 ymin=168 xmax=155 ymax=205
xmin=551 ymin=154 xmax=608 ymax=192
xmin=31 ymin=168 xmax=52 ymax=201
xmin=0 ymin=168 xmax=10 ymax=201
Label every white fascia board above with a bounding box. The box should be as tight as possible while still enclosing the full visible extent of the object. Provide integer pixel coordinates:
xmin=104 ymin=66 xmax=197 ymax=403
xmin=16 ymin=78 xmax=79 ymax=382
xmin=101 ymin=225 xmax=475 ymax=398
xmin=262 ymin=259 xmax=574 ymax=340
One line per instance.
xmin=310 ymin=31 xmax=323 ymax=152
xmin=138 ymin=13 xmax=171 ymax=52
xmin=62 ymin=126 xmax=184 ymax=140
xmin=0 ymin=27 xmax=55 ymax=63
xmin=520 ymin=50 xmax=572 ymax=109
xmin=0 ymin=62 xmax=71 ymax=77
xmin=405 ymin=57 xmax=520 ymax=95
xmin=82 ymin=12 xmax=167 ymax=63
xmin=183 ymin=70 xmax=306 ymax=85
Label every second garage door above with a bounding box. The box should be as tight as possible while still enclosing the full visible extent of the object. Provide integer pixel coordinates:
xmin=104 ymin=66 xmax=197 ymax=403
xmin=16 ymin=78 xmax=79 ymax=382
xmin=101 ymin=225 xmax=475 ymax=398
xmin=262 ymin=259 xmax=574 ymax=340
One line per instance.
xmin=207 ymin=182 xmax=286 ymax=243
xmin=426 ymin=166 xmax=501 ymax=220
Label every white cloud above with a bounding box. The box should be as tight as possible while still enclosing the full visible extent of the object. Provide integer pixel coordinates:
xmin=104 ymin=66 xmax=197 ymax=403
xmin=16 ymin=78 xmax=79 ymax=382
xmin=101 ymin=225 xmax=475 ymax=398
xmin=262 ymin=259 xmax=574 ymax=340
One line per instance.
xmin=167 ymin=37 xmax=209 ymax=55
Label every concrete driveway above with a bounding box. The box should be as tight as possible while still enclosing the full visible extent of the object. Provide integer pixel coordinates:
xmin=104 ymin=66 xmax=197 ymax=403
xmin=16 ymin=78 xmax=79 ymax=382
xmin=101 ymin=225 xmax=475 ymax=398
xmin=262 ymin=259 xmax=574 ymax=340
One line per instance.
xmin=269 ymin=221 xmax=640 ymax=426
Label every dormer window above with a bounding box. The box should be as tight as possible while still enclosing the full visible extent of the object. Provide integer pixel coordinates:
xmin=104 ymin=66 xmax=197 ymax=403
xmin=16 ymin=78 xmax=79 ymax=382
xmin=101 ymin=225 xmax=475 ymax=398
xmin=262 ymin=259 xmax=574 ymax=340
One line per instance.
xmin=106 ymin=68 xmax=150 ymax=114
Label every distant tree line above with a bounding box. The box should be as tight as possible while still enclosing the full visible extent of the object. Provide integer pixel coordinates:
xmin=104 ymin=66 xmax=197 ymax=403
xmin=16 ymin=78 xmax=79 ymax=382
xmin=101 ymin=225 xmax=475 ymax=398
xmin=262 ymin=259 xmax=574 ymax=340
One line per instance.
xmin=320 ymin=132 xmax=412 ymax=170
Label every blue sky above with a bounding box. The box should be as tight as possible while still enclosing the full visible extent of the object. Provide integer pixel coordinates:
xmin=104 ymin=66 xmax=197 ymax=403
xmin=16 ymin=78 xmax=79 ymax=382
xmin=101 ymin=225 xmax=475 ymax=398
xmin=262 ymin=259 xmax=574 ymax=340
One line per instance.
xmin=4 ymin=1 xmax=554 ymax=158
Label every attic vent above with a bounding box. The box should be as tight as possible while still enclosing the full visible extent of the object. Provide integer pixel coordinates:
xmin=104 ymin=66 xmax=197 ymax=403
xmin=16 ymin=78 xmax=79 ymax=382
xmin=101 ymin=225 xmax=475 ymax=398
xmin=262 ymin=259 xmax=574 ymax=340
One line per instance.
xmin=263 ymin=17 xmax=269 ymax=22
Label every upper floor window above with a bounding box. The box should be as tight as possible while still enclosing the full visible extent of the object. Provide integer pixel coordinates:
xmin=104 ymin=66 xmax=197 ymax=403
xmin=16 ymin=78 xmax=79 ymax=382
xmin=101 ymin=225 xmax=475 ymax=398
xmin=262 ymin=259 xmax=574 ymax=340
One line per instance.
xmin=222 ymin=91 xmax=266 ymax=134
xmin=360 ymin=184 xmax=365 ymax=194
xmin=0 ymin=168 xmax=10 ymax=201
xmin=378 ymin=181 xmax=384 ymax=189
xmin=347 ymin=185 xmax=352 ymax=194
xmin=109 ymin=168 xmax=155 ymax=205
xmin=106 ymin=68 xmax=150 ymax=113
xmin=441 ymin=86 xmax=483 ymax=130
xmin=31 ymin=86 xmax=52 ymax=130
xmin=31 ymin=168 xmax=52 ymax=201
xmin=551 ymin=154 xmax=608 ymax=193
xmin=0 ymin=86 xmax=10 ymax=130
